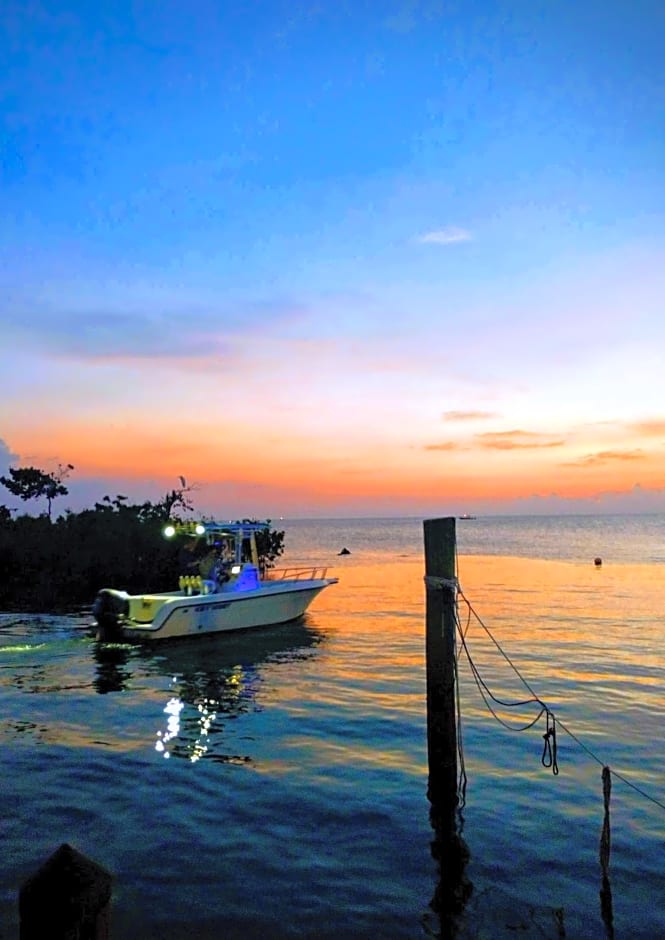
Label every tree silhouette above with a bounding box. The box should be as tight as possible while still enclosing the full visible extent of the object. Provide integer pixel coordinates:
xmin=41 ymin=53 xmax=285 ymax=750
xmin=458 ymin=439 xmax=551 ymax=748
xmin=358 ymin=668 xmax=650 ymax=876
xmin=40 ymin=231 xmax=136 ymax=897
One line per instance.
xmin=0 ymin=464 xmax=74 ymax=519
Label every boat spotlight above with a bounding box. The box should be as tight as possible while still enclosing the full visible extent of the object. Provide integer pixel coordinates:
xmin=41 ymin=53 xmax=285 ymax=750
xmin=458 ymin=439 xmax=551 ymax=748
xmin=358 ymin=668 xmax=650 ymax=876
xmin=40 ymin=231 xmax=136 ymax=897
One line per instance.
xmin=195 ymin=524 xmax=206 ymax=536
xmin=163 ymin=525 xmax=176 ymax=539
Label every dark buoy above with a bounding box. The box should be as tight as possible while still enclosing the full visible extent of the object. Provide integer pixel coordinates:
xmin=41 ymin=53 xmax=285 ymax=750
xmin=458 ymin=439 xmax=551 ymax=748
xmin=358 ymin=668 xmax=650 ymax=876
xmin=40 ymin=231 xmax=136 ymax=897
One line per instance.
xmin=594 ymin=557 xmax=602 ymax=567
xmin=338 ymin=547 xmax=351 ymax=556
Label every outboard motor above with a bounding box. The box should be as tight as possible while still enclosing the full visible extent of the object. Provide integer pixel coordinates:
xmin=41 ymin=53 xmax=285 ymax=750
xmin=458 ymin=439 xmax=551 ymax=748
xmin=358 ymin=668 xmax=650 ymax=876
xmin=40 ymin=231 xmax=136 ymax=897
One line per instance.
xmin=93 ymin=589 xmax=130 ymax=641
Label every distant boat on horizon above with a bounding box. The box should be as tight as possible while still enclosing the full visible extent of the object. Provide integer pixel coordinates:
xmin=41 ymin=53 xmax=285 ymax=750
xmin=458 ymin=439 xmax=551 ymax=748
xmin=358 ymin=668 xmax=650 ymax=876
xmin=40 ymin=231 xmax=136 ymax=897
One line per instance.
xmin=459 ymin=513 xmax=477 ymax=520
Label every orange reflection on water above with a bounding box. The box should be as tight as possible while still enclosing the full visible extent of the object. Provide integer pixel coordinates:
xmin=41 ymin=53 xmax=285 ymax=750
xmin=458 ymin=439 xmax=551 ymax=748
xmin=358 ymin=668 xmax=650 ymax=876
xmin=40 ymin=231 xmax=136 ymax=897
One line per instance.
xmin=302 ymin=554 xmax=665 ymax=763
xmin=458 ymin=555 xmax=665 ymax=664
xmin=453 ymin=555 xmax=665 ymax=750
xmin=86 ymin=553 xmax=664 ymax=776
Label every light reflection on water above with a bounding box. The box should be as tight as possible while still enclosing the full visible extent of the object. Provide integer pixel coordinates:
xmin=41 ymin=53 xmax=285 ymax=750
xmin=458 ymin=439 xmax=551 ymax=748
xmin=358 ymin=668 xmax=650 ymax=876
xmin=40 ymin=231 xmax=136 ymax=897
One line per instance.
xmin=0 ymin=518 xmax=664 ymax=938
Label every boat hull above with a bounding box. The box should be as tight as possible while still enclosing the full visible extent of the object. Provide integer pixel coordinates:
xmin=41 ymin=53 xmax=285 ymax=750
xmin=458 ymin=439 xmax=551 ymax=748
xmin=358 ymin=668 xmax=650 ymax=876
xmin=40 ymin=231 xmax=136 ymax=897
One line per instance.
xmin=94 ymin=579 xmax=335 ymax=642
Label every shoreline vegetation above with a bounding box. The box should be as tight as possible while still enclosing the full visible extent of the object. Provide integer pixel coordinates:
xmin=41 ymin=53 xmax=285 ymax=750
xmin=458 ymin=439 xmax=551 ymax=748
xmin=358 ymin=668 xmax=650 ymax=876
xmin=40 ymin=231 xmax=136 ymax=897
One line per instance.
xmin=0 ymin=467 xmax=284 ymax=613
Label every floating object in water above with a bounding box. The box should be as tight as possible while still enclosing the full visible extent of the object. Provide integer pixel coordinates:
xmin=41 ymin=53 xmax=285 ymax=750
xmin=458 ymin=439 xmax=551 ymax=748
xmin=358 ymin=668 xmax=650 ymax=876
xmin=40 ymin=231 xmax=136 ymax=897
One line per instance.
xmin=338 ymin=547 xmax=351 ymax=555
xmin=594 ymin=557 xmax=603 ymax=567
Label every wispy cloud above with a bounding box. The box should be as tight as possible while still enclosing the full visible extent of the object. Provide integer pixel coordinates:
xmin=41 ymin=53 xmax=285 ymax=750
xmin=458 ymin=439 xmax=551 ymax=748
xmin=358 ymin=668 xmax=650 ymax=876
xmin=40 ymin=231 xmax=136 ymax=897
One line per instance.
xmin=443 ymin=410 xmax=498 ymax=421
xmin=426 ymin=427 xmax=565 ymax=452
xmin=417 ymin=227 xmax=472 ymax=245
xmin=476 ymin=430 xmax=565 ymax=450
xmin=423 ymin=441 xmax=465 ymax=452
xmin=626 ymin=420 xmax=665 ymax=437
xmin=1 ymin=294 xmax=308 ymax=362
xmin=562 ymin=449 xmax=646 ymax=467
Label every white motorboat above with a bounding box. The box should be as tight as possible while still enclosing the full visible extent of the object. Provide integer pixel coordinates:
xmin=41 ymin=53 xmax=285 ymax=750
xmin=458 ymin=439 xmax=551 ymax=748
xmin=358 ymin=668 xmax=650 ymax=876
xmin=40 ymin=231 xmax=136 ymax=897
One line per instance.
xmin=92 ymin=521 xmax=338 ymax=642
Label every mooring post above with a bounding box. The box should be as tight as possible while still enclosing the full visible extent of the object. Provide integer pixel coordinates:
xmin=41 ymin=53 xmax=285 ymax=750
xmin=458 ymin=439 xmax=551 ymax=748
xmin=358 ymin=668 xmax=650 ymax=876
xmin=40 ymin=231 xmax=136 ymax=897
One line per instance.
xmin=424 ymin=517 xmax=470 ymax=928
xmin=424 ymin=516 xmax=458 ymax=822
xmin=19 ymin=843 xmax=113 ymax=940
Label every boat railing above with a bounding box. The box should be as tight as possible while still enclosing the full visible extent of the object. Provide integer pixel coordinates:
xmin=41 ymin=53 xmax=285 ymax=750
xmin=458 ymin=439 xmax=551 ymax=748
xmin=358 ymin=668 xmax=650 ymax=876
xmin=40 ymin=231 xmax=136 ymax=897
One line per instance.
xmin=263 ymin=566 xmax=330 ymax=582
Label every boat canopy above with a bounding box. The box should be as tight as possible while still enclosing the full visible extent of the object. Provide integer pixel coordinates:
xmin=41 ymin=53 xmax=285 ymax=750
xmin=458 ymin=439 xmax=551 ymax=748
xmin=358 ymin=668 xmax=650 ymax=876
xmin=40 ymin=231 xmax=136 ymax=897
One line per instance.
xmin=199 ymin=521 xmax=270 ymax=537
xmin=165 ymin=520 xmax=271 ymax=567
xmin=165 ymin=520 xmax=271 ymax=539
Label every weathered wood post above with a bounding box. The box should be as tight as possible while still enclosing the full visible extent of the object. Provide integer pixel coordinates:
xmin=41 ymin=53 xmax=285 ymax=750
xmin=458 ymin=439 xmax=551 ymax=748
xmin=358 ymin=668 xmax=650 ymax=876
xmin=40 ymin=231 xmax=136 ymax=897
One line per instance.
xmin=424 ymin=516 xmax=458 ymax=821
xmin=19 ymin=843 xmax=113 ymax=939
xmin=424 ymin=517 xmax=470 ymax=926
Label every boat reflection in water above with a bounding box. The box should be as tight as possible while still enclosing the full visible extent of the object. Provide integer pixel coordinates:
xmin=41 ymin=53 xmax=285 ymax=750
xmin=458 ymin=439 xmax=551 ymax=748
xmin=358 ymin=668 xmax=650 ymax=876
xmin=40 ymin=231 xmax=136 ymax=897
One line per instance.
xmin=93 ymin=621 xmax=324 ymax=763
xmin=92 ymin=641 xmax=134 ymax=695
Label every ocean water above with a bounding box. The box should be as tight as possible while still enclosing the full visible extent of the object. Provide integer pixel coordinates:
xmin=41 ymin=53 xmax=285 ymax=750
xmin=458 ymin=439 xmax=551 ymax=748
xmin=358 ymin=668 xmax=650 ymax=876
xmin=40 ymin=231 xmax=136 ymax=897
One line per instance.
xmin=1 ymin=514 xmax=664 ymax=938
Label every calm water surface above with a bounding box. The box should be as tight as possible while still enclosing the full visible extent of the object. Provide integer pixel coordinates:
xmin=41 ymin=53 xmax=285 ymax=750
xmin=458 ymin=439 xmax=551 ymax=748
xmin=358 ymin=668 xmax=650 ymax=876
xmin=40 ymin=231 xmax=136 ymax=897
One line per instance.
xmin=2 ymin=515 xmax=664 ymax=938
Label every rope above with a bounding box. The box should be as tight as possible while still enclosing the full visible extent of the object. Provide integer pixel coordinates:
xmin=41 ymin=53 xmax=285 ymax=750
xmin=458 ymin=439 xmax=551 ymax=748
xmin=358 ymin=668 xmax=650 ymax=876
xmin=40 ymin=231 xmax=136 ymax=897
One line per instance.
xmin=431 ymin=562 xmax=660 ymax=940
xmin=454 ymin=593 xmax=553 ymax=762
xmin=424 ymin=575 xmax=459 ymax=592
xmin=454 ymin=588 xmax=665 ymax=810
xmin=452 ymin=552 xmax=468 ymax=813
xmin=557 ymin=720 xmax=665 ymax=812
xmin=541 ymin=710 xmax=559 ymax=775
xmin=458 ymin=588 xmax=543 ymax=702
xmin=456 ymin=625 xmax=547 ymax=732
xmin=453 ymin=626 xmax=468 ymax=810
xmin=425 ymin=564 xmax=468 ymax=809
xmin=425 ymin=554 xmax=470 ymax=810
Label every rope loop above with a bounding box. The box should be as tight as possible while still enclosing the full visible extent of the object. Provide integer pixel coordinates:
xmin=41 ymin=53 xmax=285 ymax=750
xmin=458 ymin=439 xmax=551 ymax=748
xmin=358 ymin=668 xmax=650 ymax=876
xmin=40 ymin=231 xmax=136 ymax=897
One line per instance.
xmin=541 ymin=710 xmax=559 ymax=775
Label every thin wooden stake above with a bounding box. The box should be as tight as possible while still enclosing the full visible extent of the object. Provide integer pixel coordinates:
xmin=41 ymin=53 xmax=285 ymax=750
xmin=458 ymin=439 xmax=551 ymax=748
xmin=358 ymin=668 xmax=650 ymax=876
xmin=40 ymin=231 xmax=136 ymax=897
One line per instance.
xmin=599 ymin=766 xmax=614 ymax=938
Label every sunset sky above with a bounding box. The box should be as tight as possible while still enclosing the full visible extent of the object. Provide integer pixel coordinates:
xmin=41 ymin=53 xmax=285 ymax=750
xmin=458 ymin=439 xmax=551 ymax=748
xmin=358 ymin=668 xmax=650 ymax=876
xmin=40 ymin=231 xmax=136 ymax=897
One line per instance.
xmin=2 ymin=0 xmax=664 ymax=518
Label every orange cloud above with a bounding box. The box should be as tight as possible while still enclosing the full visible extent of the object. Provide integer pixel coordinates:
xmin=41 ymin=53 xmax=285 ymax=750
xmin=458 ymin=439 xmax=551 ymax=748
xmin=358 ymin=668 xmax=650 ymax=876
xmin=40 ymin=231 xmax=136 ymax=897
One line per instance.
xmin=475 ymin=431 xmax=566 ymax=450
xmin=7 ymin=405 xmax=665 ymax=518
xmin=627 ymin=420 xmax=665 ymax=437
xmin=562 ymin=449 xmax=646 ymax=467
xmin=423 ymin=441 xmax=464 ymax=452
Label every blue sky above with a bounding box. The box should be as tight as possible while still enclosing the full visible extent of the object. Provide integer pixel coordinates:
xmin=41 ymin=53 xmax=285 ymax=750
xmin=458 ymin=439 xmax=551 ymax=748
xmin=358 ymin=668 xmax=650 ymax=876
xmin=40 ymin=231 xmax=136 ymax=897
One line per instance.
xmin=1 ymin=1 xmax=664 ymax=517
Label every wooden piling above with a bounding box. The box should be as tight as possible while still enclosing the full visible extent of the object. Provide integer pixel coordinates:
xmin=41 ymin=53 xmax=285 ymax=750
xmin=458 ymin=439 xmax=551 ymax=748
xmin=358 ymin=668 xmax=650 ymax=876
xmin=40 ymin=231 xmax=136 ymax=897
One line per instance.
xmin=19 ymin=843 xmax=113 ymax=940
xmin=424 ymin=517 xmax=470 ymax=928
xmin=424 ymin=516 xmax=458 ymax=820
